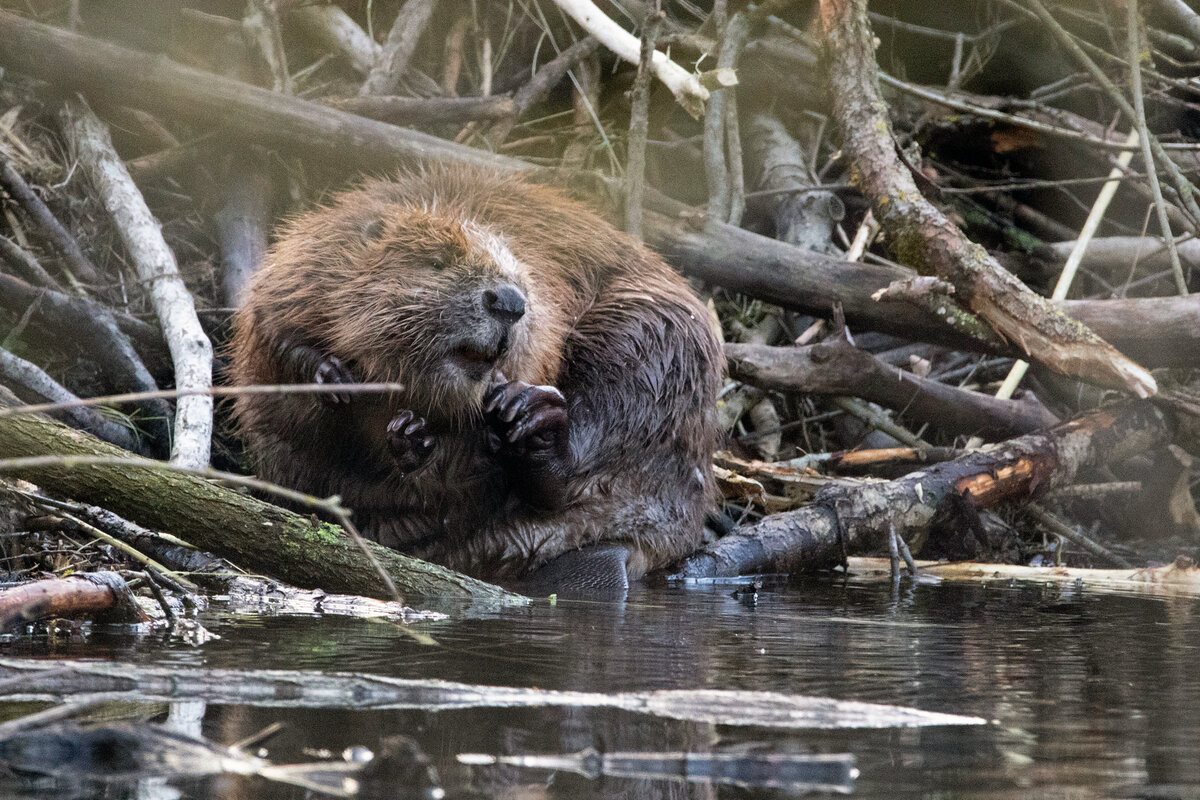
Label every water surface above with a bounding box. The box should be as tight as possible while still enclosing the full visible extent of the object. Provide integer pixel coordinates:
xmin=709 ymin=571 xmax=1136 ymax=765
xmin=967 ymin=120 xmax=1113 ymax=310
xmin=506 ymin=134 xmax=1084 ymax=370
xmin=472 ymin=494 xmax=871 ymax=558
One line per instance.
xmin=4 ymin=576 xmax=1198 ymax=798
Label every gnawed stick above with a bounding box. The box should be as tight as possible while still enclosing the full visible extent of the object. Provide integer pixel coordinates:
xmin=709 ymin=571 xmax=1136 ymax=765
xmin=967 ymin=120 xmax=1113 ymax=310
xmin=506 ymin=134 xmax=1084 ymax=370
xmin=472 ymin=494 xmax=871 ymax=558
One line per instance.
xmin=672 ymin=403 xmax=1169 ymax=578
xmin=61 ymin=99 xmax=214 ymax=469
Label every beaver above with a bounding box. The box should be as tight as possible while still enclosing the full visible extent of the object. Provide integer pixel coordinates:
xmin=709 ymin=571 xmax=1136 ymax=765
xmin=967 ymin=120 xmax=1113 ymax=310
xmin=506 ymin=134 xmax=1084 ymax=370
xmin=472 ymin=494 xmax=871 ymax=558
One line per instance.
xmin=228 ymin=165 xmax=722 ymax=594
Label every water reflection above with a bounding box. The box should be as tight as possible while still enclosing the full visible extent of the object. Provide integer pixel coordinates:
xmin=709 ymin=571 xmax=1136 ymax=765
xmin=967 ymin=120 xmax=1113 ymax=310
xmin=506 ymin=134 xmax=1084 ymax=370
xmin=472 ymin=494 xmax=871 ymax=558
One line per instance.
xmin=2 ymin=578 xmax=1198 ymax=798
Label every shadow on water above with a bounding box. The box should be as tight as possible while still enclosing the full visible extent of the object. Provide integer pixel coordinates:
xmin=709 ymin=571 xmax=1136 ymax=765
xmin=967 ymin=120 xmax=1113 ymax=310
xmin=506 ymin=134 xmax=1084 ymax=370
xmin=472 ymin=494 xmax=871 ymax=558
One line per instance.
xmin=2 ymin=576 xmax=1198 ymax=798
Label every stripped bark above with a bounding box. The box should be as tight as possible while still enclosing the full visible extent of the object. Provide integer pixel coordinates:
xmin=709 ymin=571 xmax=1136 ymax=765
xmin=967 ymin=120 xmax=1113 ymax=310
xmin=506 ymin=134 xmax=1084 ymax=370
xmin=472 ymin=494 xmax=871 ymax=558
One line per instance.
xmin=549 ymin=0 xmax=709 ymax=117
xmin=671 ymin=403 xmax=1169 ymax=578
xmin=62 ymin=100 xmax=213 ymax=469
xmin=816 ymin=0 xmax=1156 ymax=398
xmin=0 ymin=572 xmax=149 ymax=632
xmin=727 ymin=337 xmax=1059 ymax=440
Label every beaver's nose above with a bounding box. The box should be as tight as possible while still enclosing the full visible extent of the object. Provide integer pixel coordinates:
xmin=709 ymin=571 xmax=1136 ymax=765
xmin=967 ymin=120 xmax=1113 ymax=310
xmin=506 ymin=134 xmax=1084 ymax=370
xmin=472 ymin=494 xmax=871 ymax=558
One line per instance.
xmin=483 ymin=285 xmax=526 ymax=325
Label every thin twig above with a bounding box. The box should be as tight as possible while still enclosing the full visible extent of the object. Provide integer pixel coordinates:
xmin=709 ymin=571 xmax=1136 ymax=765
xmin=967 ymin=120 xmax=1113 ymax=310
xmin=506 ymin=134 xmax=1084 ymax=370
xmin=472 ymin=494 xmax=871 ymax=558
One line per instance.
xmin=625 ymin=5 xmax=662 ymax=238
xmin=1126 ymin=0 xmax=1187 ymax=295
xmin=0 ymin=382 xmax=405 ymax=420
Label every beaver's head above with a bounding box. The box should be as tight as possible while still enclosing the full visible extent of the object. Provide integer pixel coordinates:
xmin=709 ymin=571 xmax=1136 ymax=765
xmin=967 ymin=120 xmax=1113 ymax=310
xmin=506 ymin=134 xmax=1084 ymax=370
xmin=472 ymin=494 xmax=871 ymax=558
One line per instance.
xmin=323 ymin=207 xmax=540 ymax=420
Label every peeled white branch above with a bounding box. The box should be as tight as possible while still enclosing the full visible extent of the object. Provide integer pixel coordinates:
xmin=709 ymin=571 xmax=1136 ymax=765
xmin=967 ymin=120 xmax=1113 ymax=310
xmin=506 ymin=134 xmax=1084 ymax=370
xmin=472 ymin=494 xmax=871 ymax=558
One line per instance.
xmin=290 ymin=4 xmax=380 ymax=76
xmin=63 ymin=100 xmax=214 ymax=469
xmin=549 ymin=0 xmax=710 ymax=117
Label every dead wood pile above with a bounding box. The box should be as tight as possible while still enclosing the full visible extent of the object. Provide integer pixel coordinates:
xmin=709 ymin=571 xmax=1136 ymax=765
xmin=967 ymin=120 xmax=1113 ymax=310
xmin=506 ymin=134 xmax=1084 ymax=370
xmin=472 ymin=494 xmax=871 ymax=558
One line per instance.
xmin=0 ymin=0 xmax=1197 ymax=608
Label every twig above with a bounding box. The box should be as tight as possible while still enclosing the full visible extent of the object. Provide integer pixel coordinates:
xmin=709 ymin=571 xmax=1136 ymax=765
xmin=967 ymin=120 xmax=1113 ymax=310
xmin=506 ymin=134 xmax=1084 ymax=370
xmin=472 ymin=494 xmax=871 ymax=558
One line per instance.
xmin=0 ymin=155 xmax=102 ymax=285
xmin=62 ymin=98 xmax=214 ymax=469
xmin=992 ymin=128 xmax=1140 ymax=407
xmin=0 ymin=234 xmax=63 ymax=290
xmin=288 ymin=3 xmax=380 ymax=76
xmin=359 ymin=0 xmax=437 ymax=97
xmin=1126 ymin=0 xmax=1187 ymax=295
xmin=1026 ymin=503 xmax=1133 ymax=568
xmin=0 ymin=381 xmax=405 ymax=420
xmin=56 ymin=511 xmax=190 ymax=585
xmin=0 ymin=346 xmax=143 ymax=453
xmin=625 ymin=6 xmax=662 ymax=238
xmin=832 ymin=396 xmax=928 ymax=448
xmin=1023 ymin=0 xmax=1200 ymax=228
xmin=549 ymin=0 xmax=709 ymax=117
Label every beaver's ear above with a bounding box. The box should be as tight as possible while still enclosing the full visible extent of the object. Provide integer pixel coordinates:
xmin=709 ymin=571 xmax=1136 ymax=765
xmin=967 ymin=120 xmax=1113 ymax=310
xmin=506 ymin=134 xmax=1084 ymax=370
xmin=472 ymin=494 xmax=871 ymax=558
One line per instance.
xmin=361 ymin=218 xmax=386 ymax=243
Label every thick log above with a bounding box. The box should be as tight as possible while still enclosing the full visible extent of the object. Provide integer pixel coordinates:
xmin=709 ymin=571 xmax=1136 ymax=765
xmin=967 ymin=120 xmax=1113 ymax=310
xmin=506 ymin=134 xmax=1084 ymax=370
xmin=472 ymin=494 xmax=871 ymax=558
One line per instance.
xmin=727 ymin=338 xmax=1059 ymax=440
xmin=0 ymin=390 xmax=524 ymax=607
xmin=0 ymin=10 xmax=513 ymax=174
xmin=672 ymin=403 xmax=1169 ymax=578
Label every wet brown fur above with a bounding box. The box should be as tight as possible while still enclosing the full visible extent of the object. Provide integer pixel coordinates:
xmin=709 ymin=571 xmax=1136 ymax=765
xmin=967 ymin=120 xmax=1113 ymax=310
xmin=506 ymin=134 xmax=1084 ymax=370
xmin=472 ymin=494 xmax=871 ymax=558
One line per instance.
xmin=229 ymin=166 xmax=722 ymax=582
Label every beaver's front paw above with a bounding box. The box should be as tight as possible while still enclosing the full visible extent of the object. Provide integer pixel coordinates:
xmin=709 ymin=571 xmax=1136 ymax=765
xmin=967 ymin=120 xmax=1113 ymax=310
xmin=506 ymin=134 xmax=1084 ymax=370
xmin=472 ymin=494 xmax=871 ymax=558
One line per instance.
xmin=484 ymin=377 xmax=571 ymax=510
xmin=387 ymin=410 xmax=434 ymax=474
xmin=314 ymin=354 xmax=355 ymax=404
xmin=483 ymin=379 xmax=570 ymax=462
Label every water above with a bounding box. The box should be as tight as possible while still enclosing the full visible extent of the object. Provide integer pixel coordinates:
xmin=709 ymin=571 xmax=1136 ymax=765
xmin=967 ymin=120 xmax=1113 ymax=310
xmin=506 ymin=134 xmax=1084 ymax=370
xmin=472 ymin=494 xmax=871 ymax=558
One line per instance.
xmin=3 ymin=576 xmax=1199 ymax=798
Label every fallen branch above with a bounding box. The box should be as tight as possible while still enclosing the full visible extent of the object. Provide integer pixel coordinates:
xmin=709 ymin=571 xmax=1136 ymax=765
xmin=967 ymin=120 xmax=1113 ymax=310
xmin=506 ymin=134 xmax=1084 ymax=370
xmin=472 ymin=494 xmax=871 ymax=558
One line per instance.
xmin=816 ymin=0 xmax=1156 ymax=398
xmin=0 ymin=346 xmax=142 ymax=452
xmin=287 ymin=2 xmax=379 ymax=75
xmin=359 ymin=0 xmax=437 ymax=97
xmin=0 ymin=155 xmax=102 ymax=285
xmin=0 ymin=658 xmax=986 ymax=728
xmin=727 ymin=336 xmax=1059 ymax=440
xmin=845 ymin=555 xmax=1200 ymax=598
xmin=0 ymin=271 xmax=171 ymax=448
xmin=62 ymin=100 xmax=213 ymax=469
xmin=672 ymin=403 xmax=1169 ymax=578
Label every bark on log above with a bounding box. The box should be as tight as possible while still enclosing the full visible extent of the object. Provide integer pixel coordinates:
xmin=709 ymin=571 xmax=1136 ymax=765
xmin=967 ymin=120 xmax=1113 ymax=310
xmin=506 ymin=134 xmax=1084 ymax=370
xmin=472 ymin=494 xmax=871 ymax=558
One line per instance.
xmin=671 ymin=403 xmax=1169 ymax=578
xmin=0 ymin=390 xmax=524 ymax=607
xmin=727 ymin=337 xmax=1059 ymax=440
xmin=816 ymin=0 xmax=1156 ymax=398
